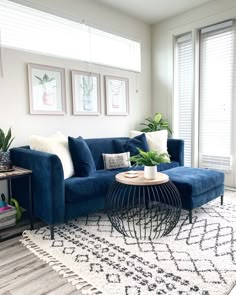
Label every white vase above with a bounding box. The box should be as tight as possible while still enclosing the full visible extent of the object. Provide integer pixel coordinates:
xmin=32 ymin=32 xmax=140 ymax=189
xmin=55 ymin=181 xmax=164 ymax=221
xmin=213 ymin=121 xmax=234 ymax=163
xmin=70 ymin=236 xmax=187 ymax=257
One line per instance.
xmin=144 ymin=165 xmax=157 ymax=179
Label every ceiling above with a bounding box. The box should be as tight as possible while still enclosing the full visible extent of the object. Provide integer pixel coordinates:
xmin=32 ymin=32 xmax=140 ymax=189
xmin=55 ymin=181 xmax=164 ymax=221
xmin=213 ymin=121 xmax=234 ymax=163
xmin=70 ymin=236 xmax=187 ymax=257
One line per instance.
xmin=94 ymin=0 xmax=213 ymax=24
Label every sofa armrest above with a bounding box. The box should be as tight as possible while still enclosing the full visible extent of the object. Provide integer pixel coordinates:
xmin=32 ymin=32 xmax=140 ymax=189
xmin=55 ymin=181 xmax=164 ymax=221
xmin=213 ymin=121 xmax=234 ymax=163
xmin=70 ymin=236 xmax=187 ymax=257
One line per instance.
xmin=10 ymin=147 xmax=65 ymax=225
xmin=167 ymin=139 xmax=184 ymax=166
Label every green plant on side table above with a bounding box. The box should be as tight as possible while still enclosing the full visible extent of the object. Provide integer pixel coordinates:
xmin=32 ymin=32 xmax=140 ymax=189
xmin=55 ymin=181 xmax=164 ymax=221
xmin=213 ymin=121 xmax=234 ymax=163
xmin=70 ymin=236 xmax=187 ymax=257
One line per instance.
xmin=140 ymin=112 xmax=172 ymax=134
xmin=0 ymin=127 xmax=15 ymax=171
xmin=130 ymin=148 xmax=170 ymax=180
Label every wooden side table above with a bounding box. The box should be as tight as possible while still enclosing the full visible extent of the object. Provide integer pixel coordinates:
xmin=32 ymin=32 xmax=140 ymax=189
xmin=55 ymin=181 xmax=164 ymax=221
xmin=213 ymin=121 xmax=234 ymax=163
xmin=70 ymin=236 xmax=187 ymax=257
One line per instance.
xmin=0 ymin=166 xmax=33 ymax=241
xmin=106 ymin=171 xmax=181 ymax=240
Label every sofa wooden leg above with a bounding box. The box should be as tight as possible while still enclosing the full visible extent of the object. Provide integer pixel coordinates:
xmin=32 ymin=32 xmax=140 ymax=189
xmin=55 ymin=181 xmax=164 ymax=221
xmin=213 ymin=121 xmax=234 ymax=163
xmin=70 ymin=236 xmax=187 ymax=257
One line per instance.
xmin=221 ymin=195 xmax=224 ymax=205
xmin=50 ymin=224 xmax=54 ymax=240
xmin=189 ymin=210 xmax=192 ymax=224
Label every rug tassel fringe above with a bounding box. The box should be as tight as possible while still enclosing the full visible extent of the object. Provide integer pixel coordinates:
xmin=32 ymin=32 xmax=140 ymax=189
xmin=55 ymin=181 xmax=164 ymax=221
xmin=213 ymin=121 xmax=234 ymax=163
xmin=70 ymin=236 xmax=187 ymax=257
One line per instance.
xmin=21 ymin=231 xmax=102 ymax=295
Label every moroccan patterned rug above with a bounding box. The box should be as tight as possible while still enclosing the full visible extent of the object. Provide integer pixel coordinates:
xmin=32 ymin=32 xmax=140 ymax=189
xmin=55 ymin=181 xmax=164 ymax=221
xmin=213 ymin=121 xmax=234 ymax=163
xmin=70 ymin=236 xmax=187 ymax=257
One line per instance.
xmin=21 ymin=200 xmax=236 ymax=295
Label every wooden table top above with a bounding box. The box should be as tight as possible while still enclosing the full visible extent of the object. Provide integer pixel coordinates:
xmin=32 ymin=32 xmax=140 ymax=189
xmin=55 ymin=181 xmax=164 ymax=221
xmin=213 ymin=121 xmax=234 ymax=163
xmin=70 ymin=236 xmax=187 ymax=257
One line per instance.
xmin=0 ymin=166 xmax=32 ymax=180
xmin=115 ymin=171 xmax=169 ymax=186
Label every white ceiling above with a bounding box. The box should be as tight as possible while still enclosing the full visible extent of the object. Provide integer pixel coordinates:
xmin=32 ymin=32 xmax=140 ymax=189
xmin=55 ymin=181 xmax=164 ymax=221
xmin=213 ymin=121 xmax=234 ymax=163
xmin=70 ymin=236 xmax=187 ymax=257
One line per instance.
xmin=94 ymin=0 xmax=213 ymax=24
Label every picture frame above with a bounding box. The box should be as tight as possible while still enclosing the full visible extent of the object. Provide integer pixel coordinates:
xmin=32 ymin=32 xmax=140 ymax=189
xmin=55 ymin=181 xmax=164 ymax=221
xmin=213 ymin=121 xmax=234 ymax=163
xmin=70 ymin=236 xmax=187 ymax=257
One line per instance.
xmin=72 ymin=70 xmax=101 ymax=115
xmin=105 ymin=75 xmax=129 ymax=116
xmin=28 ymin=64 xmax=66 ymax=115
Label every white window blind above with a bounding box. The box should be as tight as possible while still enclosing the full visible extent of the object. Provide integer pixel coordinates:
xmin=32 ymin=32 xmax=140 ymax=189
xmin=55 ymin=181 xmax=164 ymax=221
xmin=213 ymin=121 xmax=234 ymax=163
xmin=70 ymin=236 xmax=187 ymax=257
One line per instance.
xmin=0 ymin=0 xmax=141 ymax=72
xmin=199 ymin=21 xmax=234 ymax=172
xmin=175 ymin=33 xmax=193 ymax=167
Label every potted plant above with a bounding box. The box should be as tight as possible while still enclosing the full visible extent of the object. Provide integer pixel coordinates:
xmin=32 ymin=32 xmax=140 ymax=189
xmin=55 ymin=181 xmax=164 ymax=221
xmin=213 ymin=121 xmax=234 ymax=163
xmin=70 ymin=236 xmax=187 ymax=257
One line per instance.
xmin=130 ymin=148 xmax=170 ymax=179
xmin=0 ymin=127 xmax=14 ymax=171
xmin=140 ymin=112 xmax=172 ymax=134
xmin=34 ymin=74 xmax=56 ymax=106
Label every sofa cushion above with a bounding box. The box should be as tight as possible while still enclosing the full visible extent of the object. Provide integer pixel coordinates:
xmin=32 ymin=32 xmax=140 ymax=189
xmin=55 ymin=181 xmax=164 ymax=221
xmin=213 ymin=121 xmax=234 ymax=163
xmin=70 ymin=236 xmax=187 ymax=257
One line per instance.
xmin=65 ymin=163 xmax=179 ymax=204
xmin=68 ymin=136 xmax=96 ymax=177
xmin=65 ymin=170 xmax=117 ymax=203
xmin=114 ymin=133 xmax=149 ymax=156
xmin=164 ymin=167 xmax=224 ymax=196
xmin=65 ymin=166 xmax=144 ymax=203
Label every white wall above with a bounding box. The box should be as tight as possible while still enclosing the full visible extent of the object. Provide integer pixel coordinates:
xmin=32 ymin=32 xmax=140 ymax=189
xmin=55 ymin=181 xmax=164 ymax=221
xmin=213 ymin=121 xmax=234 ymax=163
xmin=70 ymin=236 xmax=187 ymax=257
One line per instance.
xmin=152 ymin=0 xmax=236 ymax=126
xmin=0 ymin=0 xmax=151 ymax=147
xmin=0 ymin=0 xmax=151 ymax=194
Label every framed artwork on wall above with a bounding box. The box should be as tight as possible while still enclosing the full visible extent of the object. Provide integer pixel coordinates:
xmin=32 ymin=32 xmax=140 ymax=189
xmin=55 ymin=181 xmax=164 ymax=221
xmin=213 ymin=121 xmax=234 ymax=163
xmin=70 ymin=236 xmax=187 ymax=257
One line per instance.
xmin=72 ymin=70 xmax=101 ymax=115
xmin=105 ymin=75 xmax=129 ymax=116
xmin=28 ymin=63 xmax=66 ymax=115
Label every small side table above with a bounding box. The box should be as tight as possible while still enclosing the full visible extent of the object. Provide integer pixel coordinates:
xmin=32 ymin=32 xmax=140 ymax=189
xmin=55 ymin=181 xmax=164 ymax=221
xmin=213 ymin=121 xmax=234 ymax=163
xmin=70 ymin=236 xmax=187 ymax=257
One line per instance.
xmin=106 ymin=171 xmax=181 ymax=240
xmin=0 ymin=166 xmax=33 ymax=238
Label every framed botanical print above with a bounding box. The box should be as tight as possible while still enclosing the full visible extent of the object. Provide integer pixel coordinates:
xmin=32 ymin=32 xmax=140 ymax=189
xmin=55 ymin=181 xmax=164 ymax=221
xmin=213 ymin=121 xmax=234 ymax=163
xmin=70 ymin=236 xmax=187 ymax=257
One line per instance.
xmin=72 ymin=70 xmax=101 ymax=115
xmin=105 ymin=75 xmax=129 ymax=116
xmin=28 ymin=64 xmax=66 ymax=115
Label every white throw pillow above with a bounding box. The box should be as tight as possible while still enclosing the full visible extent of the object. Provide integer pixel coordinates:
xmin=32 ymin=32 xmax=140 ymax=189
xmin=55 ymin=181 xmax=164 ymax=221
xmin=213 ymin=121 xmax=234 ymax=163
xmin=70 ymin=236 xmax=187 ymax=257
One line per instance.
xmin=130 ymin=130 xmax=169 ymax=159
xmin=103 ymin=152 xmax=131 ymax=170
xmin=30 ymin=132 xmax=74 ymax=179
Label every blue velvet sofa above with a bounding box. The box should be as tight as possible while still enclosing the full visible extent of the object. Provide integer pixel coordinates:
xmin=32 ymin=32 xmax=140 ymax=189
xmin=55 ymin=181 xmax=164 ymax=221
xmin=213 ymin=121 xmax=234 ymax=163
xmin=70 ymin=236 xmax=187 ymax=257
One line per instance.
xmin=10 ymin=136 xmax=184 ymax=239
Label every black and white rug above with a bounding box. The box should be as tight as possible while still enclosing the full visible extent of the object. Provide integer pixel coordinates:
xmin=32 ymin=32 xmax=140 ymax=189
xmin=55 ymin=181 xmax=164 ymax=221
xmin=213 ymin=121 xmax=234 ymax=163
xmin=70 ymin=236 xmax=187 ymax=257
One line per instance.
xmin=21 ymin=200 xmax=236 ymax=295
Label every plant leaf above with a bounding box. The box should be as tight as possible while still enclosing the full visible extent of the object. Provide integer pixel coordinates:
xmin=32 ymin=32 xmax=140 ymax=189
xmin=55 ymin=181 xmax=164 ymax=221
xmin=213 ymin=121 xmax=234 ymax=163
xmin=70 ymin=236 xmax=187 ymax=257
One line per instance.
xmin=34 ymin=75 xmax=42 ymax=81
xmin=167 ymin=127 xmax=172 ymax=134
xmin=141 ymin=128 xmax=151 ymax=132
xmin=5 ymin=137 xmax=15 ymax=151
xmin=0 ymin=129 xmax=5 ymax=150
xmin=154 ymin=113 xmax=162 ymax=123
xmin=0 ymin=127 xmax=14 ymax=152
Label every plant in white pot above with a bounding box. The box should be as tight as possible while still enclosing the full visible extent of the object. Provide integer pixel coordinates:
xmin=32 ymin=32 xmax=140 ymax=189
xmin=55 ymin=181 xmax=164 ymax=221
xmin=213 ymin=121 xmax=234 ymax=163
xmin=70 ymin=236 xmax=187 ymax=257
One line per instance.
xmin=0 ymin=127 xmax=14 ymax=171
xmin=130 ymin=148 xmax=170 ymax=179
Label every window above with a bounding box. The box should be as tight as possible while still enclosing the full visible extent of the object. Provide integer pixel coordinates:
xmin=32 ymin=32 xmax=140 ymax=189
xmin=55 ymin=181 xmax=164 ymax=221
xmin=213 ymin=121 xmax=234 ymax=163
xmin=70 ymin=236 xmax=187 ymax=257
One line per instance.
xmin=199 ymin=21 xmax=234 ymax=172
xmin=0 ymin=0 xmax=141 ymax=72
xmin=174 ymin=20 xmax=236 ymax=187
xmin=174 ymin=33 xmax=193 ymax=167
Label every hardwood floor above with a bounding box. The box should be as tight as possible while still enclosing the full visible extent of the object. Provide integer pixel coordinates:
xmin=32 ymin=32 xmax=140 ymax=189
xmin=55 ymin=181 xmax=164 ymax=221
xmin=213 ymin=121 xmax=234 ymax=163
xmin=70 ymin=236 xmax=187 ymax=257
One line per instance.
xmin=0 ymin=237 xmax=82 ymax=295
xmin=0 ymin=190 xmax=236 ymax=295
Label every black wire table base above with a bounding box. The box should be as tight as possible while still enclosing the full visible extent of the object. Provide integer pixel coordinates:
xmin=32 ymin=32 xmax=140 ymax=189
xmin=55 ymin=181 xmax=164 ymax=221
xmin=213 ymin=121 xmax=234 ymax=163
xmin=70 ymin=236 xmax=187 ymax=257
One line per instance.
xmin=106 ymin=180 xmax=181 ymax=240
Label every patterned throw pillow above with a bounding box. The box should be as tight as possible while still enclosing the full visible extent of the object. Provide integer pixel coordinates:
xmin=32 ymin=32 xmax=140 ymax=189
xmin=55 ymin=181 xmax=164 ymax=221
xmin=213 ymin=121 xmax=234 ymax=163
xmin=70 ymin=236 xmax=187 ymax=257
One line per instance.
xmin=103 ymin=152 xmax=131 ymax=170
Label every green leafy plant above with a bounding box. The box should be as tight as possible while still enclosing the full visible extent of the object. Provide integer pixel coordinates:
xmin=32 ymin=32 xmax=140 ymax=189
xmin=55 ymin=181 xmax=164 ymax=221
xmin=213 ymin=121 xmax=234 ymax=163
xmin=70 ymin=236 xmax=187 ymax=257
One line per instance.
xmin=130 ymin=148 xmax=170 ymax=167
xmin=0 ymin=127 xmax=14 ymax=152
xmin=140 ymin=112 xmax=172 ymax=134
xmin=34 ymin=74 xmax=55 ymax=92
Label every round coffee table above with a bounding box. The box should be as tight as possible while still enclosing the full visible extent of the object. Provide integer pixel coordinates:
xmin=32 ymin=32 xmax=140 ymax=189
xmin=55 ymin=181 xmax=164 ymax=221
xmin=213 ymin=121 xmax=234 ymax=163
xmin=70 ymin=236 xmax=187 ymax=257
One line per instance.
xmin=106 ymin=171 xmax=181 ymax=240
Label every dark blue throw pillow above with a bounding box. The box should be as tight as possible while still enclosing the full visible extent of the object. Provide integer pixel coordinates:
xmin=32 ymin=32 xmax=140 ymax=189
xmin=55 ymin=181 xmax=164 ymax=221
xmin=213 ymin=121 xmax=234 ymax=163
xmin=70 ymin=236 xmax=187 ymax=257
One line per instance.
xmin=124 ymin=133 xmax=149 ymax=156
xmin=114 ymin=133 xmax=149 ymax=156
xmin=68 ymin=136 xmax=96 ymax=177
